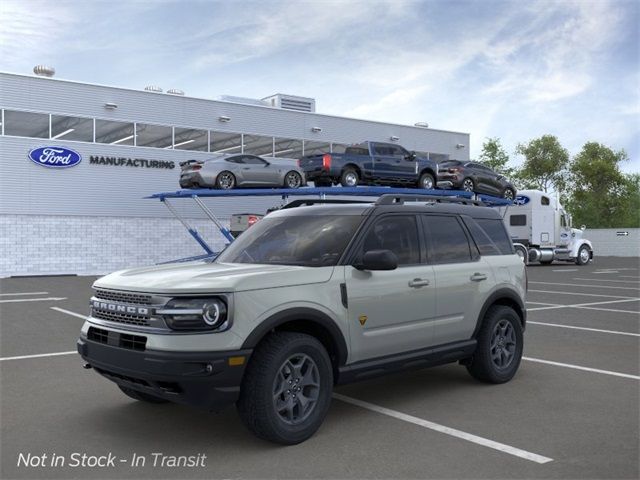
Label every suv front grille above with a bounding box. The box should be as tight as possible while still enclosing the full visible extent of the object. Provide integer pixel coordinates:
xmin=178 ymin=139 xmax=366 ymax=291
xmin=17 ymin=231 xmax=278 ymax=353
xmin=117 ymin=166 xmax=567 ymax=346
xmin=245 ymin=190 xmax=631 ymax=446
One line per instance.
xmin=92 ymin=309 xmax=151 ymax=326
xmin=94 ymin=289 xmax=152 ymax=305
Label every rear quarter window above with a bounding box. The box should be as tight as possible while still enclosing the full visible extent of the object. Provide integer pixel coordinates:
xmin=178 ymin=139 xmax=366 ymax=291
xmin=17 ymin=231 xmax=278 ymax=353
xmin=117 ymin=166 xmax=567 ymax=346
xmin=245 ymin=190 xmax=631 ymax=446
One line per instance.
xmin=466 ymin=218 xmax=514 ymax=255
xmin=422 ymin=215 xmax=473 ymax=264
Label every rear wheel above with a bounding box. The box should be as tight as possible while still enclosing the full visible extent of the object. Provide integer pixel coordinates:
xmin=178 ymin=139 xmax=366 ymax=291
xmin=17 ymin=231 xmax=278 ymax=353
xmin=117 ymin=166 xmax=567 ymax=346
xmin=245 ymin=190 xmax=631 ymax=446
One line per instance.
xmin=118 ymin=386 xmax=169 ymax=404
xmin=576 ymin=245 xmax=591 ymax=265
xmin=284 ymin=171 xmax=303 ymax=189
xmin=418 ymin=172 xmax=435 ymax=189
xmin=237 ymin=332 xmax=333 ymax=445
xmin=216 ymin=171 xmax=236 ymax=189
xmin=462 ymin=178 xmax=475 ymax=192
xmin=466 ymin=306 xmax=523 ymax=384
xmin=340 ymin=168 xmax=359 ymax=187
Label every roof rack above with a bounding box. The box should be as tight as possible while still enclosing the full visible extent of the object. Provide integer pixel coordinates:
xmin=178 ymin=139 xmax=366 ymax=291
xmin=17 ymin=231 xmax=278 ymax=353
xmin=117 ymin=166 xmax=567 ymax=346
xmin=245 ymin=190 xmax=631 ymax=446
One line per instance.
xmin=375 ymin=194 xmax=486 ymax=206
xmin=280 ymin=199 xmax=372 ymax=209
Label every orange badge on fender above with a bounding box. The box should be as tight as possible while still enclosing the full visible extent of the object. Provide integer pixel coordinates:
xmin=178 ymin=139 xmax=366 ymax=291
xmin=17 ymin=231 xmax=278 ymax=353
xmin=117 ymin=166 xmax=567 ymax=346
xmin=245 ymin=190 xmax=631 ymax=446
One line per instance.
xmin=358 ymin=315 xmax=367 ymax=326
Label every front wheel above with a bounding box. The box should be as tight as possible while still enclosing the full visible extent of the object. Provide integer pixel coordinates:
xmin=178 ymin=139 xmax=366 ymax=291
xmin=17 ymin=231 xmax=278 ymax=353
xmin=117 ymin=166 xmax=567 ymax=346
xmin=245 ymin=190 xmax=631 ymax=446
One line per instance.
xmin=575 ymin=245 xmax=591 ymax=265
xmin=237 ymin=332 xmax=333 ymax=445
xmin=503 ymin=187 xmax=515 ymax=200
xmin=418 ymin=172 xmax=435 ymax=190
xmin=284 ymin=171 xmax=303 ymax=189
xmin=216 ymin=171 xmax=236 ymax=189
xmin=466 ymin=306 xmax=523 ymax=384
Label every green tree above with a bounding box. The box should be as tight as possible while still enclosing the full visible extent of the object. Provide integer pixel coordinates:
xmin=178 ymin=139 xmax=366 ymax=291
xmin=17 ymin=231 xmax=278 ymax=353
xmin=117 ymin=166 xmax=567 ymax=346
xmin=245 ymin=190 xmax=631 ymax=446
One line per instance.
xmin=566 ymin=142 xmax=638 ymax=228
xmin=478 ymin=137 xmax=514 ymax=177
xmin=515 ymin=135 xmax=569 ymax=192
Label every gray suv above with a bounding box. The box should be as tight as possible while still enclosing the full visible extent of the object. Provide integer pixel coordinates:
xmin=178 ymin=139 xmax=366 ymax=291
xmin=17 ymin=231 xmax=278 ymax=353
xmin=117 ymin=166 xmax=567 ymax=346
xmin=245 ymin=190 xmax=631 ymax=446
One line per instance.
xmin=77 ymin=194 xmax=526 ymax=444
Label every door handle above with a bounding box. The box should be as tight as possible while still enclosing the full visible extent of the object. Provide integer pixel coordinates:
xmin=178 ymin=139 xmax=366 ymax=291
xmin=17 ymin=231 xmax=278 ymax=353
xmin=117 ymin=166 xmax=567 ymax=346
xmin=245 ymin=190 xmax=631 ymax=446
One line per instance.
xmin=470 ymin=273 xmax=487 ymax=282
xmin=409 ymin=278 xmax=430 ymax=288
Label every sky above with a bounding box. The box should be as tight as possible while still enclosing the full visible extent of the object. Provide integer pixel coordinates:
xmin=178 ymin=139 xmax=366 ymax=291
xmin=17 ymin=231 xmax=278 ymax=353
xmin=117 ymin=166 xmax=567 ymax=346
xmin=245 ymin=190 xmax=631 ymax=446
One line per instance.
xmin=1 ymin=0 xmax=638 ymax=172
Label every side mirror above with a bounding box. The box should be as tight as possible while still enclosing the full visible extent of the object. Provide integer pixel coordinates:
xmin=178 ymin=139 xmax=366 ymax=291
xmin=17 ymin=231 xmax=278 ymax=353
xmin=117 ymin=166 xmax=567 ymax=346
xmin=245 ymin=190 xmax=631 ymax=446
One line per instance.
xmin=581 ymin=225 xmax=586 ymax=231
xmin=354 ymin=250 xmax=398 ymax=271
xmin=405 ymin=151 xmax=416 ymax=161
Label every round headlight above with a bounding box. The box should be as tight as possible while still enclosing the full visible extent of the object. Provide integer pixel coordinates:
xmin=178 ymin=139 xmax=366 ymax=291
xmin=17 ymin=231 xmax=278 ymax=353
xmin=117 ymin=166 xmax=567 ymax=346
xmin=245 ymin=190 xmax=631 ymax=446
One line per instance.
xmin=203 ymin=302 xmax=221 ymax=326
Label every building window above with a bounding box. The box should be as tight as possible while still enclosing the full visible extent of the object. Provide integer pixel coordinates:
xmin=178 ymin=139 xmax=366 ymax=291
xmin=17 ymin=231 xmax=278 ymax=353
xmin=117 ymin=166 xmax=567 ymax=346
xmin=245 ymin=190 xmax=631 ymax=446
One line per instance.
xmin=210 ymin=131 xmax=243 ymax=154
xmin=244 ymin=134 xmax=274 ymax=156
xmin=4 ymin=110 xmax=49 ymax=138
xmin=51 ymin=114 xmax=93 ymax=142
xmin=95 ymin=119 xmax=134 ymax=145
xmin=273 ymin=137 xmax=303 ymax=158
xmin=173 ymin=127 xmax=208 ymax=151
xmin=136 ymin=123 xmax=172 ymax=148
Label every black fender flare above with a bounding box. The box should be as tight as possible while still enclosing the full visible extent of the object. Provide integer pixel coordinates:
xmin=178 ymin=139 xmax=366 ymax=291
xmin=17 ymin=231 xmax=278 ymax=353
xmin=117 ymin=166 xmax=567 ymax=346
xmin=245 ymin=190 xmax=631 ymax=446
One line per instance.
xmin=241 ymin=307 xmax=349 ymax=366
xmin=472 ymin=288 xmax=526 ymax=338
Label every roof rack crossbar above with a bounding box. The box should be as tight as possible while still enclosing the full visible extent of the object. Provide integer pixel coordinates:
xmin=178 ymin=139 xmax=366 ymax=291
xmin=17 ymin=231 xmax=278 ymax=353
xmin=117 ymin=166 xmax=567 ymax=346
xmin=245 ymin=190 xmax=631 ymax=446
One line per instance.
xmin=280 ymin=199 xmax=372 ymax=209
xmin=375 ymin=194 xmax=486 ymax=206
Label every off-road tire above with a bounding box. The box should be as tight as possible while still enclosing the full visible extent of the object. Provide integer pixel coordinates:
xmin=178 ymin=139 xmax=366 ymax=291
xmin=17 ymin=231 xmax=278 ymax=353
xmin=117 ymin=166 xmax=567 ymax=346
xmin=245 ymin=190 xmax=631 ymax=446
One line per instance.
xmin=340 ymin=168 xmax=359 ymax=187
xmin=237 ymin=332 xmax=333 ymax=445
xmin=466 ymin=306 xmax=523 ymax=384
xmin=418 ymin=172 xmax=435 ymax=190
xmin=118 ymin=385 xmax=169 ymax=404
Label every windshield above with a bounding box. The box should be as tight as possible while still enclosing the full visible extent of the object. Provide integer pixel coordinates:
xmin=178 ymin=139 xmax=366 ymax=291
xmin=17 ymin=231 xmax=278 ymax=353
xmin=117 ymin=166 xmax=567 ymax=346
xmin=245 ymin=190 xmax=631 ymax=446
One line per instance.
xmin=216 ymin=214 xmax=363 ymax=267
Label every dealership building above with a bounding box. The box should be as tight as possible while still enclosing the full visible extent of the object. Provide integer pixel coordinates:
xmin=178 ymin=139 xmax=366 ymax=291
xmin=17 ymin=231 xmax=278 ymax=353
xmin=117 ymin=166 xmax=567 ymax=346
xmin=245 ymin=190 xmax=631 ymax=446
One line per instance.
xmin=0 ymin=69 xmax=470 ymax=276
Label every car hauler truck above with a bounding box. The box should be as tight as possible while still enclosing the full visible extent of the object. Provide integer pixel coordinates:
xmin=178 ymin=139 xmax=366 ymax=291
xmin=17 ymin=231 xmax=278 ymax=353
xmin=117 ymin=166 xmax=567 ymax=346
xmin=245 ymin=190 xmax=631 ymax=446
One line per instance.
xmin=501 ymin=189 xmax=593 ymax=265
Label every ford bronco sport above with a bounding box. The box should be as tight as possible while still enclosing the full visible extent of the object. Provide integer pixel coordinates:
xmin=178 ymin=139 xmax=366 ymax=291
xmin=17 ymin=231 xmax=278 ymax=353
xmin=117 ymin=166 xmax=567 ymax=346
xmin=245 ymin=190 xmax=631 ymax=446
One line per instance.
xmin=77 ymin=194 xmax=526 ymax=444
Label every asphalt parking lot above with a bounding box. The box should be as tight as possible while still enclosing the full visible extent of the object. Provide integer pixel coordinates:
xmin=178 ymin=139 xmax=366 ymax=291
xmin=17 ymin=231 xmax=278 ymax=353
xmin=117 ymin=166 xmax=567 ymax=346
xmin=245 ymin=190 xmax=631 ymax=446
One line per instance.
xmin=1 ymin=257 xmax=638 ymax=480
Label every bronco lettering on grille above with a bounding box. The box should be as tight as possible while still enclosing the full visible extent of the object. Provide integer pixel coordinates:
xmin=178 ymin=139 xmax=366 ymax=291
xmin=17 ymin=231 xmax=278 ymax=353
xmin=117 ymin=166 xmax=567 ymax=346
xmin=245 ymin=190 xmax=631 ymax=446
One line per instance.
xmin=91 ymin=300 xmax=149 ymax=316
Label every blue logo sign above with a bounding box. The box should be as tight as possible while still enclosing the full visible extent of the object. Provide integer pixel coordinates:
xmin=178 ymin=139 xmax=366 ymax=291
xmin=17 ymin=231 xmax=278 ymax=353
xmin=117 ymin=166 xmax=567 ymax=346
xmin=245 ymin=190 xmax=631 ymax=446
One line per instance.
xmin=513 ymin=195 xmax=530 ymax=206
xmin=28 ymin=146 xmax=82 ymax=168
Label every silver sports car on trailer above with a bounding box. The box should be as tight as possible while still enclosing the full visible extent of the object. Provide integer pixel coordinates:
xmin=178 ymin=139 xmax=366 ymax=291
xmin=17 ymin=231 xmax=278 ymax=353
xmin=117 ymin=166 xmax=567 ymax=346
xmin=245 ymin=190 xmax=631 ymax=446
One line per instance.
xmin=179 ymin=154 xmax=306 ymax=189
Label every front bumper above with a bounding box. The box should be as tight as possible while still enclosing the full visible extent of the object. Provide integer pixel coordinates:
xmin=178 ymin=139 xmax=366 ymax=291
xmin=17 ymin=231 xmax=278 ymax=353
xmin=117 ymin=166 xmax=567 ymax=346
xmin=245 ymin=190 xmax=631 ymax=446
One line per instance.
xmin=77 ymin=336 xmax=251 ymax=411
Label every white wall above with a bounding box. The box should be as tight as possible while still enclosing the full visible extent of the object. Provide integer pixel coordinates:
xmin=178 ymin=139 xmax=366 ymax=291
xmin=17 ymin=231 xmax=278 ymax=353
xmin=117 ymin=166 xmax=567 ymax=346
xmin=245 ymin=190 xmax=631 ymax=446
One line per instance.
xmin=587 ymin=228 xmax=640 ymax=257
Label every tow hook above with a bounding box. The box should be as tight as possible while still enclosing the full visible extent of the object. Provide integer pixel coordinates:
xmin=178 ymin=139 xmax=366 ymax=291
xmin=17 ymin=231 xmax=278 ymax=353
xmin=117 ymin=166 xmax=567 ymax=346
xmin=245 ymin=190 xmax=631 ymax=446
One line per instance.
xmin=82 ymin=363 xmax=92 ymax=370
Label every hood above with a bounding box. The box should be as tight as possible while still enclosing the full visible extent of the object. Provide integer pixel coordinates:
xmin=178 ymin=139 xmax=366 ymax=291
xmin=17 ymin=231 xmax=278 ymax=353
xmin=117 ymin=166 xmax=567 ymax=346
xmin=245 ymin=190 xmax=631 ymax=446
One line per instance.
xmin=571 ymin=228 xmax=584 ymax=240
xmin=94 ymin=261 xmax=333 ymax=294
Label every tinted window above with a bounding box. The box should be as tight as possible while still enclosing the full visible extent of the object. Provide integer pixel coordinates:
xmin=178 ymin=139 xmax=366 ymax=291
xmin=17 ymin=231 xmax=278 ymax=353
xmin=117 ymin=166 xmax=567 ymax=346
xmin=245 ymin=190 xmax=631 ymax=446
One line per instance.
xmin=4 ymin=110 xmax=49 ymax=138
xmin=423 ymin=215 xmax=472 ymax=264
xmin=95 ymin=119 xmax=134 ymax=145
xmin=361 ymin=216 xmax=420 ymax=265
xmin=216 ymin=215 xmax=362 ymax=267
xmin=345 ymin=147 xmax=369 ymax=156
xmin=51 ymin=114 xmax=93 ymax=142
xmin=472 ymin=218 xmax=514 ymax=255
xmin=510 ymin=215 xmax=527 ymax=226
xmin=541 ymin=196 xmax=550 ymax=206
xmin=136 ymin=123 xmax=172 ymax=148
xmin=226 ymin=156 xmax=244 ymax=164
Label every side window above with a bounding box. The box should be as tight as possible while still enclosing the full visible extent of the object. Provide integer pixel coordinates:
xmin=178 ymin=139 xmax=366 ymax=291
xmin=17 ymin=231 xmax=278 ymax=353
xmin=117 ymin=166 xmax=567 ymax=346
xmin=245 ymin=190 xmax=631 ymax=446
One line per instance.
xmin=472 ymin=218 xmax=514 ymax=255
xmin=243 ymin=155 xmax=267 ymax=165
xmin=423 ymin=215 xmax=472 ymax=264
xmin=226 ymin=156 xmax=244 ymax=164
xmin=388 ymin=145 xmax=407 ymax=157
xmin=510 ymin=215 xmax=527 ymax=226
xmin=541 ymin=196 xmax=550 ymax=206
xmin=361 ymin=216 xmax=420 ymax=265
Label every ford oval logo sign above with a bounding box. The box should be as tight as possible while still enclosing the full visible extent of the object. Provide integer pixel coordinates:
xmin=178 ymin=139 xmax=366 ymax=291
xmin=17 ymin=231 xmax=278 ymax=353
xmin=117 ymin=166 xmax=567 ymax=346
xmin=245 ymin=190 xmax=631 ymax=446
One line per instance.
xmin=514 ymin=195 xmax=530 ymax=206
xmin=28 ymin=146 xmax=82 ymax=169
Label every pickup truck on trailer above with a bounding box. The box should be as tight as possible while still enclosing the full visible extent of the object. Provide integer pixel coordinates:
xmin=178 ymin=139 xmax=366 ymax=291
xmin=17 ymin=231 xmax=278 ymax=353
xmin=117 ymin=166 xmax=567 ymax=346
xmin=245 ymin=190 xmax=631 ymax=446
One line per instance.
xmin=298 ymin=141 xmax=443 ymax=190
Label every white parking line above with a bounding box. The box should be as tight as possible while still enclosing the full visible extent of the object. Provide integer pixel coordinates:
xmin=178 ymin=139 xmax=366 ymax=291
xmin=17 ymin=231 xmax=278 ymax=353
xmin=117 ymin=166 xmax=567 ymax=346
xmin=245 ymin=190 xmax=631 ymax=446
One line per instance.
xmin=333 ymin=393 xmax=553 ymax=464
xmin=529 ymin=290 xmax=636 ymax=299
xmin=528 ymin=321 xmax=640 ymax=337
xmin=0 ymin=351 xmax=76 ymax=362
xmin=523 ymin=357 xmax=640 ymax=380
xmin=552 ymin=269 xmax=578 ymax=272
xmin=527 ymin=297 xmax=640 ymax=312
xmin=575 ymin=306 xmax=639 ymax=315
xmin=0 ymin=291 xmax=49 ymax=296
xmin=0 ymin=297 xmax=67 ymax=304
xmin=573 ymin=278 xmax=639 ymax=284
xmin=620 ymin=275 xmax=640 ymax=279
xmin=51 ymin=306 xmax=88 ymax=320
xmin=529 ymin=281 xmax=639 ymax=291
